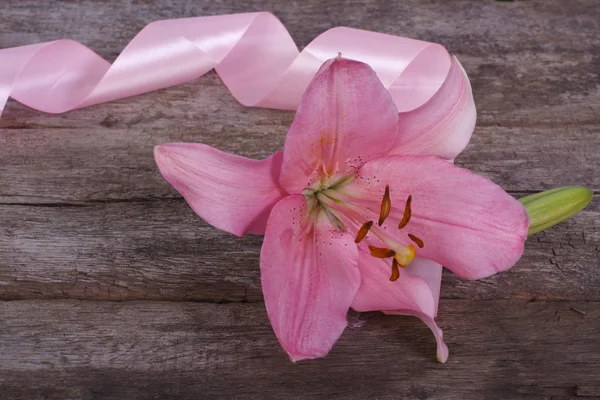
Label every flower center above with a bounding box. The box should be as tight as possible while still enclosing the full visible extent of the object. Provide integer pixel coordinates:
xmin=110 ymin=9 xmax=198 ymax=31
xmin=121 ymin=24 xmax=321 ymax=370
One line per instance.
xmin=303 ymin=176 xmax=424 ymax=281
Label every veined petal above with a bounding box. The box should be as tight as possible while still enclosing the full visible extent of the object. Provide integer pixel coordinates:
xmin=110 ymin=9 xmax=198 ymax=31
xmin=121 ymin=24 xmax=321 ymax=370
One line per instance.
xmin=154 ymin=143 xmax=286 ymax=236
xmin=280 ymin=57 xmax=399 ymax=193
xmin=261 ymin=195 xmax=360 ymax=361
xmin=351 ymin=250 xmax=447 ymax=362
xmin=352 ymin=251 xmax=436 ymax=316
xmin=351 ymin=156 xmax=529 ymax=280
xmin=389 ymin=56 xmax=476 ymax=160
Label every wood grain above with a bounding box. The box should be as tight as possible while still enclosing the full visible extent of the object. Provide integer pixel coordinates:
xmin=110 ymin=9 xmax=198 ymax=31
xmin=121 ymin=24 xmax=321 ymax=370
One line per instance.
xmin=1 ymin=0 xmax=599 ymax=202
xmin=0 ymin=198 xmax=598 ymax=302
xmin=0 ymin=300 xmax=599 ymax=400
xmin=1 ymin=0 xmax=599 ymax=398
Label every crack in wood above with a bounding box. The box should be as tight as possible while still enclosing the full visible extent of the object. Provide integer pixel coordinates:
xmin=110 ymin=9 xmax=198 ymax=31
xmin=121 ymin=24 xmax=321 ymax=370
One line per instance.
xmin=0 ymin=193 xmax=596 ymax=207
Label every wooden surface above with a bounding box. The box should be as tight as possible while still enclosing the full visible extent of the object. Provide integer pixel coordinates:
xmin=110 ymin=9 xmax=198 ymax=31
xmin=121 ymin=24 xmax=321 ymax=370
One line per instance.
xmin=0 ymin=0 xmax=599 ymax=399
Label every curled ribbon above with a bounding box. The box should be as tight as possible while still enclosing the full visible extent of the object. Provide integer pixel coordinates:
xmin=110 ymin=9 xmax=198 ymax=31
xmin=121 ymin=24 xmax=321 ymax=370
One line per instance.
xmin=0 ymin=12 xmax=452 ymax=118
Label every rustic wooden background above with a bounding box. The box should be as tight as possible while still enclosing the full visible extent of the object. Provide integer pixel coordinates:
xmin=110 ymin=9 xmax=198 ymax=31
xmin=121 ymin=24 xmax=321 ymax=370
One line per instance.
xmin=1 ymin=0 xmax=599 ymax=399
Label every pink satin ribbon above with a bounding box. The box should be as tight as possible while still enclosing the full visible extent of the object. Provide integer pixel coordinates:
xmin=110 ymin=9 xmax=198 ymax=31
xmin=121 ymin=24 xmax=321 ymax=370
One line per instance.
xmin=0 ymin=12 xmax=452 ymax=118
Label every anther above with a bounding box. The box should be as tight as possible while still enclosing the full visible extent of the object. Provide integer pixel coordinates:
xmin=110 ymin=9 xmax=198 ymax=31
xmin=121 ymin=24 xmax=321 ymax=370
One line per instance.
xmin=408 ymin=233 xmax=424 ymax=248
xmin=390 ymin=259 xmax=400 ymax=282
xmin=368 ymin=245 xmax=396 ymax=258
xmin=398 ymin=195 xmax=412 ymax=229
xmin=354 ymin=220 xmax=374 ymax=243
xmin=378 ymin=185 xmax=391 ymax=226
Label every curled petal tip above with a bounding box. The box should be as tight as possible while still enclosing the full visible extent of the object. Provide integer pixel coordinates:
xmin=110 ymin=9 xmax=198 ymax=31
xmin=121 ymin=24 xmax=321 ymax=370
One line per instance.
xmin=436 ymin=342 xmax=449 ymax=364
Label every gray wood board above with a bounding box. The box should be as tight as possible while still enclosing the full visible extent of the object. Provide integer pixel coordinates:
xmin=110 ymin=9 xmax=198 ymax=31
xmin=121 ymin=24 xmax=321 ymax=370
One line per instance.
xmin=0 ymin=199 xmax=598 ymax=302
xmin=1 ymin=0 xmax=599 ymax=399
xmin=0 ymin=300 xmax=599 ymax=399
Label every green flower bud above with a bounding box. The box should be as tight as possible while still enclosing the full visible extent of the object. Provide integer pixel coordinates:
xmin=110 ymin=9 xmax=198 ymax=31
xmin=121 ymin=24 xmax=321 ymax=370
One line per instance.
xmin=519 ymin=186 xmax=593 ymax=236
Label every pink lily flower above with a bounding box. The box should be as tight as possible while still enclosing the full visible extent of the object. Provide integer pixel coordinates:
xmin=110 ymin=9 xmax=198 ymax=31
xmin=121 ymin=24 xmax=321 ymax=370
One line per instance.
xmin=154 ymin=55 xmax=529 ymax=362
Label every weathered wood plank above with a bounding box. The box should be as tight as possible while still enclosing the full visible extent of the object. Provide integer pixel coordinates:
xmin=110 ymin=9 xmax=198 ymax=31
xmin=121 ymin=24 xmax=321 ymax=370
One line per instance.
xmin=0 ymin=197 xmax=598 ymax=302
xmin=0 ymin=200 xmax=260 ymax=302
xmin=1 ymin=0 xmax=599 ymax=201
xmin=1 ymin=1 xmax=599 ymax=398
xmin=0 ymin=120 xmax=598 ymax=203
xmin=2 ymin=1 xmax=598 ymax=58
xmin=0 ymin=299 xmax=599 ymax=399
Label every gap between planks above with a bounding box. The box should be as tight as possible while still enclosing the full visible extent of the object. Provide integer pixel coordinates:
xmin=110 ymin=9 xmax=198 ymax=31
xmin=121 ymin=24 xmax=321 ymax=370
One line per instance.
xmin=0 ymin=192 xmax=598 ymax=207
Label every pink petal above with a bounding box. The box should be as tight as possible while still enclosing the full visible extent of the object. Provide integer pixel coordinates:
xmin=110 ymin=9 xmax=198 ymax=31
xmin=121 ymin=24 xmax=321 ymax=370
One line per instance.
xmin=388 ymin=56 xmax=476 ymax=160
xmin=351 ymin=252 xmax=436 ymax=316
xmin=351 ymin=156 xmax=529 ymax=280
xmin=405 ymin=258 xmax=443 ymax=316
xmin=351 ymin=250 xmax=448 ymax=362
xmin=154 ymin=143 xmax=286 ymax=236
xmin=279 ymin=57 xmax=399 ymax=194
xmin=261 ymin=195 xmax=360 ymax=361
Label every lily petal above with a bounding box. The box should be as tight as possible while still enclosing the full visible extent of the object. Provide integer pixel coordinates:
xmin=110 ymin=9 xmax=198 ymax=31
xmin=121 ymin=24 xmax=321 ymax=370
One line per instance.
xmin=405 ymin=258 xmax=443 ymax=316
xmin=154 ymin=143 xmax=286 ymax=236
xmin=279 ymin=57 xmax=399 ymax=194
xmin=351 ymin=251 xmax=436 ymax=316
xmin=388 ymin=56 xmax=476 ymax=160
xmin=261 ymin=195 xmax=360 ymax=361
xmin=351 ymin=250 xmax=448 ymax=362
xmin=351 ymin=156 xmax=529 ymax=280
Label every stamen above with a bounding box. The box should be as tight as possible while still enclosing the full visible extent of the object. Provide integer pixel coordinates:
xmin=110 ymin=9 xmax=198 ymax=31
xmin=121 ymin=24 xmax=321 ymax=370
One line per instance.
xmin=369 ymin=245 xmax=396 ymax=258
xmin=408 ymin=233 xmax=424 ymax=248
xmin=354 ymin=220 xmax=374 ymax=243
xmin=398 ymin=195 xmax=412 ymax=229
xmin=390 ymin=259 xmax=400 ymax=282
xmin=378 ymin=185 xmax=391 ymax=226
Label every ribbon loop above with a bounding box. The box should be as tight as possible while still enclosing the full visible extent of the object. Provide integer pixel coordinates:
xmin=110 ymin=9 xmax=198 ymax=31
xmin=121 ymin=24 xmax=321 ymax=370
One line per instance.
xmin=0 ymin=12 xmax=451 ymax=117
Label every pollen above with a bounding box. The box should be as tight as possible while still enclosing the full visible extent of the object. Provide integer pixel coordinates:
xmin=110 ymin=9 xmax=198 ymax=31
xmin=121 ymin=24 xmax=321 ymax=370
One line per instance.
xmin=355 ymin=220 xmax=374 ymax=243
xmin=368 ymin=245 xmax=396 ymax=258
xmin=398 ymin=195 xmax=412 ymax=229
xmin=408 ymin=233 xmax=424 ymax=248
xmin=378 ymin=185 xmax=391 ymax=226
